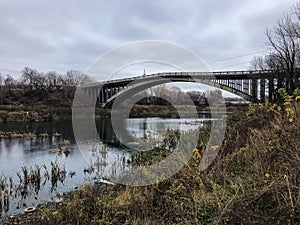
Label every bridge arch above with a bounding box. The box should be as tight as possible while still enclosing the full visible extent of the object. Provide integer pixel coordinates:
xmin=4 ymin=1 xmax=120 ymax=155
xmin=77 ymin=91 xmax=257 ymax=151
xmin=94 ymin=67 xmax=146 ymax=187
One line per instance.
xmin=103 ymin=78 xmax=253 ymax=108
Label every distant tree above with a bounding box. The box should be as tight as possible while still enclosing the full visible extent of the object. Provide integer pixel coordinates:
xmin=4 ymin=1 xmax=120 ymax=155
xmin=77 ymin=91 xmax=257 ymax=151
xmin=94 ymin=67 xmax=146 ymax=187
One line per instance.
xmin=169 ymin=86 xmax=181 ymax=103
xmin=21 ymin=67 xmax=39 ymax=90
xmin=37 ymin=72 xmax=47 ymax=90
xmin=187 ymin=90 xmax=207 ymax=105
xmin=57 ymin=74 xmax=66 ymax=86
xmin=250 ymin=56 xmax=266 ymax=70
xmin=78 ymin=74 xmax=95 ymax=86
xmin=264 ymin=53 xmax=283 ymax=70
xmin=46 ymin=71 xmax=58 ymax=88
xmin=207 ymin=89 xmax=223 ymax=104
xmin=151 ymin=84 xmax=169 ymax=98
xmin=4 ymin=74 xmax=15 ymax=88
xmin=64 ymin=70 xmax=84 ymax=86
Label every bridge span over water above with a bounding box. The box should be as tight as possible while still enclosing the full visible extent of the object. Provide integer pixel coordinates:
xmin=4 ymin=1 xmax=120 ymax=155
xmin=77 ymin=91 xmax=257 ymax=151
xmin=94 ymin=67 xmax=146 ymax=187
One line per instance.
xmin=81 ymin=69 xmax=300 ymax=107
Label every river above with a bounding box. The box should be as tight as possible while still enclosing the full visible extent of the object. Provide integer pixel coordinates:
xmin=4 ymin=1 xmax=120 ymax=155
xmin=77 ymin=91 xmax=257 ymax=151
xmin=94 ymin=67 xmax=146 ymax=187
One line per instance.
xmin=0 ymin=116 xmax=211 ymax=217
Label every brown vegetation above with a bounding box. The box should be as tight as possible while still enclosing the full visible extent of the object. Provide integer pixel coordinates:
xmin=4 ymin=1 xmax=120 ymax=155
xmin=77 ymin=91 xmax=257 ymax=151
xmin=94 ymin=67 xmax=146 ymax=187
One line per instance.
xmin=3 ymin=95 xmax=300 ymax=224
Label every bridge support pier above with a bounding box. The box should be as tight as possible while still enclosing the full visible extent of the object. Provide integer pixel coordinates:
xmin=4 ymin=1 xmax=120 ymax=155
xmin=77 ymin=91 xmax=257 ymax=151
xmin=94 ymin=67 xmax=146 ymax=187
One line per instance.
xmin=91 ymin=88 xmax=97 ymax=103
xmin=99 ymin=88 xmax=103 ymax=104
xmin=243 ymin=80 xmax=250 ymax=95
xmin=105 ymin=88 xmax=108 ymax=102
xmin=251 ymin=79 xmax=258 ymax=101
xmin=268 ymin=78 xmax=274 ymax=102
xmin=260 ymin=79 xmax=265 ymax=102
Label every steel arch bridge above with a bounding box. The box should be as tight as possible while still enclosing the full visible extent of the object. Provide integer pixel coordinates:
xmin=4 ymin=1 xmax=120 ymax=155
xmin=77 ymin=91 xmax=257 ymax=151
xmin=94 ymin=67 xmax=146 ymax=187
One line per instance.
xmin=81 ymin=69 xmax=300 ymax=108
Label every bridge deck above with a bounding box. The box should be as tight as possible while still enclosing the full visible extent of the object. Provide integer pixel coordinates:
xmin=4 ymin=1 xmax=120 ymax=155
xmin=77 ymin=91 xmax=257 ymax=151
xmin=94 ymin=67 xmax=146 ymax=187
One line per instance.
xmin=85 ymin=69 xmax=294 ymax=88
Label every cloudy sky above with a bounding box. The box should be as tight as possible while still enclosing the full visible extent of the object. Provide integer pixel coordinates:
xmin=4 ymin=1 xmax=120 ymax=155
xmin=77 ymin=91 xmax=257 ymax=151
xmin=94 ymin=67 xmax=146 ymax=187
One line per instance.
xmin=0 ymin=0 xmax=298 ymax=78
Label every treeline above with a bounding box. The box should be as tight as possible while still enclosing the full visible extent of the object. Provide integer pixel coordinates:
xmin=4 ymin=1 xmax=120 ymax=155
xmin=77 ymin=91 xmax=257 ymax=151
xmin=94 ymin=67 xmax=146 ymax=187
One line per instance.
xmin=251 ymin=2 xmax=300 ymax=92
xmin=0 ymin=67 xmax=93 ymax=105
xmin=0 ymin=67 xmax=92 ymax=90
xmin=135 ymin=85 xmax=223 ymax=106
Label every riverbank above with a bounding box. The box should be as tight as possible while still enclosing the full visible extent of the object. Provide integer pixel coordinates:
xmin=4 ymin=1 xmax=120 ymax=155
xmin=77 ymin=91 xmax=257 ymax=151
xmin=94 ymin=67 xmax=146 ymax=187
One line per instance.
xmin=3 ymin=98 xmax=300 ymax=224
xmin=0 ymin=104 xmax=110 ymax=122
xmin=0 ymin=103 xmax=247 ymax=122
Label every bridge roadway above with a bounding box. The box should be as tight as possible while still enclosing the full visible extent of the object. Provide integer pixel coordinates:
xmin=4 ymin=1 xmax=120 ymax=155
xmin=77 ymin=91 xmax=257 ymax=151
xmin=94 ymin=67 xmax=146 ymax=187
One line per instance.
xmin=81 ymin=69 xmax=300 ymax=107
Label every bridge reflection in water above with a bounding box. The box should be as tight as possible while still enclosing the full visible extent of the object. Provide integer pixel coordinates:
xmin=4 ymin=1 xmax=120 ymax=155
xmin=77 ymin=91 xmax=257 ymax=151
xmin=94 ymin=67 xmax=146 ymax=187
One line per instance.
xmin=94 ymin=116 xmax=212 ymax=147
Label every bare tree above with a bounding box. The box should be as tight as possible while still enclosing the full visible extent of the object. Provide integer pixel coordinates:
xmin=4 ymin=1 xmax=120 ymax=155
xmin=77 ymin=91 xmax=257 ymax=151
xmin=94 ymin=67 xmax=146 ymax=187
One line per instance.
xmin=78 ymin=74 xmax=95 ymax=86
xmin=292 ymin=2 xmax=300 ymax=37
xmin=266 ymin=14 xmax=300 ymax=90
xmin=207 ymin=89 xmax=223 ymax=104
xmin=250 ymin=3 xmax=300 ymax=93
xmin=46 ymin=71 xmax=58 ymax=88
xmin=21 ymin=67 xmax=38 ymax=90
xmin=250 ymin=56 xmax=266 ymax=70
xmin=151 ymin=84 xmax=169 ymax=98
xmin=4 ymin=74 xmax=15 ymax=88
xmin=65 ymin=70 xmax=84 ymax=86
xmin=187 ymin=90 xmax=207 ymax=105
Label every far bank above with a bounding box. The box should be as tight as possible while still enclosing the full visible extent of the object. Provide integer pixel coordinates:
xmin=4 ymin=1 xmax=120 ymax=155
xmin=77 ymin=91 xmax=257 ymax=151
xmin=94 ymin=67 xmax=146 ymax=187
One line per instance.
xmin=0 ymin=103 xmax=248 ymax=123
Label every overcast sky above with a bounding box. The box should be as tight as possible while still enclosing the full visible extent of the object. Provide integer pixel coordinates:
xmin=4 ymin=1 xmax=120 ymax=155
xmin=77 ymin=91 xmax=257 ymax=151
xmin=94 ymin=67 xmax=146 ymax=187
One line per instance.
xmin=0 ymin=0 xmax=298 ymax=77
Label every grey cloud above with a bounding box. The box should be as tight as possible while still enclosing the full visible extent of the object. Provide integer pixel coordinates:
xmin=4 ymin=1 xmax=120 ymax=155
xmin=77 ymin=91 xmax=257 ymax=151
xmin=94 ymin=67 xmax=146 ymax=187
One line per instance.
xmin=0 ymin=0 xmax=297 ymax=76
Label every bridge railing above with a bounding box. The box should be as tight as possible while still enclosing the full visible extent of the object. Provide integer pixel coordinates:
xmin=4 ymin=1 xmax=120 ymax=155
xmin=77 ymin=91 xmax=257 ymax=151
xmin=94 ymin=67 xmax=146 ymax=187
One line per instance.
xmin=83 ymin=69 xmax=284 ymax=88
